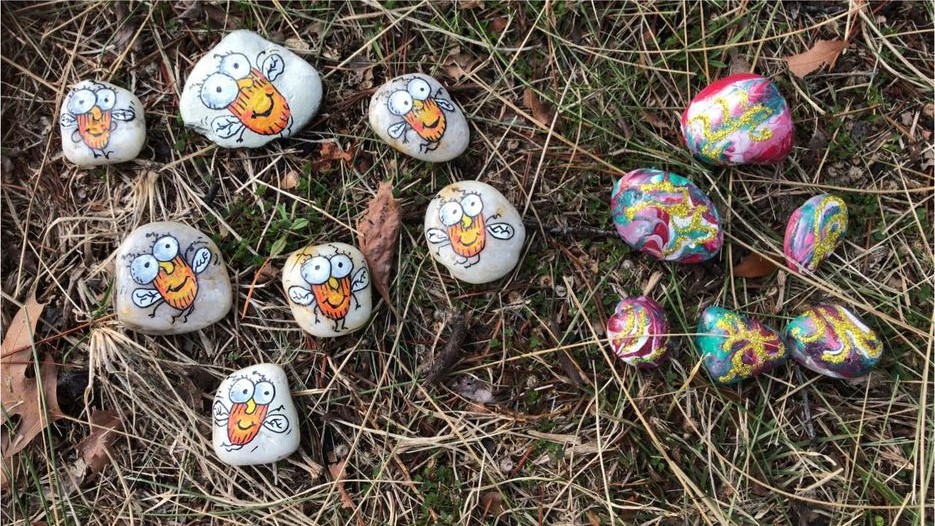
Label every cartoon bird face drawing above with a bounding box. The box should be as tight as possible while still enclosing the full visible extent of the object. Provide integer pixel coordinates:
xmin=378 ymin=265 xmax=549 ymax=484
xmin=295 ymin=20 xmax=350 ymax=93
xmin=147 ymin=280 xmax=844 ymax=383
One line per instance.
xmin=59 ymin=82 xmax=136 ymax=158
xmin=425 ymin=191 xmax=516 ymax=268
xmin=128 ymin=235 xmax=213 ymax=323
xmin=288 ymin=249 xmax=370 ymax=331
xmin=213 ymin=373 xmax=290 ymax=451
xmin=386 ymin=78 xmax=456 ymax=152
xmin=198 ymin=51 xmax=292 ymax=143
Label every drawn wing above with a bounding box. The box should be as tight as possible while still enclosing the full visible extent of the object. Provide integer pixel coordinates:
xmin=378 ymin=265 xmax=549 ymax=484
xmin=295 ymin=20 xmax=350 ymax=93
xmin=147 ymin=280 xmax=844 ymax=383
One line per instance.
xmin=190 ymin=247 xmax=212 ymax=274
xmin=387 ymin=121 xmax=409 ymax=139
xmin=434 ymin=98 xmax=456 ymax=112
xmin=351 ymin=267 xmax=370 ymax=293
xmin=132 ymin=288 xmax=162 ymax=308
xmin=261 ymin=53 xmax=285 ymax=82
xmin=288 ymin=286 xmax=316 ymax=306
xmin=486 ymin=222 xmax=516 ymax=240
xmin=111 ymin=108 xmax=136 ymax=122
xmin=212 ymin=115 xmax=244 ymax=139
xmin=60 ymin=113 xmax=77 ymax=128
xmin=425 ymin=228 xmax=450 ymax=245
xmin=262 ymin=414 xmax=290 ymax=434
xmin=212 ymin=400 xmax=230 ymax=426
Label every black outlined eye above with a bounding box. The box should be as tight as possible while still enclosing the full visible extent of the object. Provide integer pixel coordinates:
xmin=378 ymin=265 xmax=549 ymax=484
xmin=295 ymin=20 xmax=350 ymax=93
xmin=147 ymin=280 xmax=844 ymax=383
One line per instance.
xmin=460 ymin=194 xmax=483 ymax=217
xmin=219 ymin=53 xmax=251 ymax=80
xmin=68 ymin=89 xmax=96 ymax=115
xmin=130 ymin=254 xmax=159 ymax=284
xmin=95 ymin=88 xmax=116 ymax=111
xmin=407 ymin=78 xmax=431 ymax=100
xmin=199 ymin=73 xmax=239 ymax=109
xmin=152 ymin=236 xmax=179 ymax=261
xmin=330 ymin=254 xmax=352 ymax=279
xmin=439 ymin=201 xmax=464 ymax=227
xmin=387 ymin=91 xmax=413 ymax=116
xmin=229 ymin=378 xmax=255 ymax=404
xmin=301 ymin=256 xmax=331 ymax=285
xmin=253 ymin=381 xmax=275 ymax=404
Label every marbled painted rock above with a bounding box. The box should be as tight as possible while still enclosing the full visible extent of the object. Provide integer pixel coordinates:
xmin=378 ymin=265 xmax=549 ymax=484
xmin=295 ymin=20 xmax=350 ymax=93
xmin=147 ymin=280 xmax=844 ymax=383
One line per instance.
xmin=180 ymin=30 xmax=322 ymax=148
xmin=611 ymin=169 xmax=723 ymax=263
xmin=424 ymin=181 xmax=525 ymax=284
xmin=696 ymin=306 xmax=787 ymax=384
xmin=784 ymin=194 xmax=847 ymax=273
xmin=681 ymin=73 xmax=793 ymax=165
xmin=114 ymin=222 xmax=231 ymax=334
xmin=59 ymin=80 xmax=145 ymax=166
xmin=606 ymin=296 xmax=670 ymax=368
xmin=369 ymin=74 xmax=469 ymax=162
xmin=212 ymin=363 xmax=300 ymax=466
xmin=283 ymin=242 xmax=372 ymax=337
xmin=783 ymin=305 xmax=882 ymax=379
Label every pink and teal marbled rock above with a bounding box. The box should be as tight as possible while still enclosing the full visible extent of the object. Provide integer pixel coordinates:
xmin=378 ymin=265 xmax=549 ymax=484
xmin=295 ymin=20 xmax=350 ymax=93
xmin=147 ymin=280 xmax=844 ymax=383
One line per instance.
xmin=696 ymin=306 xmax=787 ymax=384
xmin=610 ymin=169 xmax=723 ymax=263
xmin=783 ymin=194 xmax=847 ymax=273
xmin=681 ymin=73 xmax=793 ymax=165
xmin=783 ymin=304 xmax=882 ymax=379
xmin=606 ymin=296 xmax=670 ymax=368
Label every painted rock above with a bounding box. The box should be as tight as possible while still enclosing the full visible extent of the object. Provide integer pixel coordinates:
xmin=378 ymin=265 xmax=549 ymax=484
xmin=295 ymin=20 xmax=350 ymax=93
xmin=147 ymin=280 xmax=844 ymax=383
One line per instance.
xmin=283 ymin=242 xmax=372 ymax=337
xmin=424 ymin=180 xmax=525 ymax=284
xmin=59 ymin=80 xmax=145 ymax=166
xmin=696 ymin=306 xmax=787 ymax=384
xmin=611 ymin=169 xmax=723 ymax=263
xmin=369 ymin=74 xmax=469 ymax=162
xmin=784 ymin=194 xmax=847 ymax=273
xmin=212 ymin=364 xmax=300 ymax=466
xmin=783 ymin=305 xmax=882 ymax=379
xmin=606 ymin=296 xmax=670 ymax=368
xmin=681 ymin=73 xmax=793 ymax=165
xmin=180 ymin=30 xmax=322 ymax=148
xmin=114 ymin=222 xmax=231 ymax=334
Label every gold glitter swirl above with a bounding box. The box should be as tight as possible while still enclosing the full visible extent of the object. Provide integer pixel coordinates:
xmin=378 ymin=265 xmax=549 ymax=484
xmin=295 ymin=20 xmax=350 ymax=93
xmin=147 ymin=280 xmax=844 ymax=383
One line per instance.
xmin=789 ymin=306 xmax=881 ymax=363
xmin=611 ymin=306 xmax=650 ymax=355
xmin=714 ymin=312 xmax=781 ymax=384
xmin=688 ymin=92 xmax=774 ymax=159
xmin=623 ymin=179 xmax=719 ymax=257
xmin=808 ymin=196 xmax=847 ymax=268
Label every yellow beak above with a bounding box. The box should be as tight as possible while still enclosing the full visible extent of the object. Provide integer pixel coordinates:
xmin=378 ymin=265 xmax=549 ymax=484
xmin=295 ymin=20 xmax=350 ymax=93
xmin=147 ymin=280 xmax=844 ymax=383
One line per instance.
xmin=461 ymin=215 xmax=473 ymax=228
xmin=159 ymin=260 xmax=175 ymax=274
xmin=90 ymin=105 xmax=103 ymax=120
xmin=237 ymin=77 xmax=254 ymax=90
xmin=413 ymin=99 xmax=425 ymax=111
xmin=245 ymin=398 xmax=257 ymax=414
xmin=328 ymin=277 xmax=339 ymax=289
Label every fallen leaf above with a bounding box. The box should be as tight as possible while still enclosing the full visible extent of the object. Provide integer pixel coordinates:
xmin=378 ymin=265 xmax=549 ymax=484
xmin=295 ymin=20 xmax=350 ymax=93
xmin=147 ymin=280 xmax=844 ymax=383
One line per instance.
xmin=733 ymin=253 xmax=778 ymax=278
xmin=284 ymin=37 xmax=311 ymax=55
xmin=480 ymin=491 xmax=504 ymax=518
xmin=457 ymin=0 xmax=485 ymax=9
xmin=489 ymin=16 xmax=508 ymax=34
xmin=523 ymin=87 xmax=556 ymax=126
xmin=176 ymin=0 xmax=203 ymax=23
xmin=76 ymin=410 xmax=122 ymax=476
xmin=312 ymin=141 xmax=355 ymax=171
xmin=279 ymin=170 xmax=300 ymax=189
xmin=442 ymin=47 xmax=477 ymax=82
xmin=328 ymin=459 xmax=365 ymax=526
xmin=356 ymin=182 xmax=400 ymax=308
xmin=641 ymin=111 xmax=667 ymax=129
xmin=786 ymin=39 xmax=846 ymax=78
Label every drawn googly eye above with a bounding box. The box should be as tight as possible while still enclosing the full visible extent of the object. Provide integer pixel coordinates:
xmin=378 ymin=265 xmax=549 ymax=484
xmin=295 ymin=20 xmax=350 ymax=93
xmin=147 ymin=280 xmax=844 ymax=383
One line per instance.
xmin=229 ymin=378 xmax=255 ymax=404
xmin=219 ymin=53 xmax=251 ymax=80
xmin=387 ymin=90 xmax=413 ymax=116
xmin=330 ymin=254 xmax=352 ymax=279
xmin=301 ymin=256 xmax=331 ymax=285
xmin=152 ymin=236 xmax=179 ymax=261
xmin=67 ymin=89 xmax=96 ymax=115
xmin=95 ymin=88 xmax=116 ymax=111
xmin=460 ymin=194 xmax=483 ymax=217
xmin=407 ymin=78 xmax=431 ymax=100
xmin=130 ymin=254 xmax=159 ymax=284
xmin=439 ymin=201 xmax=464 ymax=227
xmin=199 ymin=73 xmax=239 ymax=110
xmin=253 ymin=381 xmax=275 ymax=405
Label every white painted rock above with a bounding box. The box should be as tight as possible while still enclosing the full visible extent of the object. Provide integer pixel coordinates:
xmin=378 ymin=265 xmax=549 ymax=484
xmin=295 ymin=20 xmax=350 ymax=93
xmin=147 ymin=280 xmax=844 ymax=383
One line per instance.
xmin=179 ymin=30 xmax=322 ymax=148
xmin=424 ymin=181 xmax=525 ymax=284
xmin=368 ymin=73 xmax=469 ymax=162
xmin=282 ymin=242 xmax=372 ymax=337
xmin=59 ymin=80 xmax=145 ymax=166
xmin=114 ymin=221 xmax=231 ymax=334
xmin=212 ymin=363 xmax=300 ymax=466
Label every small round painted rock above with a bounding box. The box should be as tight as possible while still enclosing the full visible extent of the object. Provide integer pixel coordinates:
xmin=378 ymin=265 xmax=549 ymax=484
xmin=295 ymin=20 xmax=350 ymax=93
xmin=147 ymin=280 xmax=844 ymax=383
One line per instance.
xmin=681 ymin=73 xmax=793 ymax=165
xmin=783 ymin=305 xmax=882 ymax=379
xmin=784 ymin=194 xmax=847 ymax=273
xmin=611 ymin=169 xmax=723 ymax=263
xmin=696 ymin=306 xmax=787 ymax=384
xmin=60 ymin=80 xmax=146 ymax=166
xmin=606 ymin=296 xmax=670 ymax=368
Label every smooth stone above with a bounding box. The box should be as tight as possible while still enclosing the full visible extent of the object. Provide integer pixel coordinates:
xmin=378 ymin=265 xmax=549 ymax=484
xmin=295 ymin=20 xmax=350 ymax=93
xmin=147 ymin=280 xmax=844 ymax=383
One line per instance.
xmin=696 ymin=306 xmax=787 ymax=384
xmin=424 ymin=180 xmax=525 ymax=284
xmin=212 ymin=364 xmax=300 ymax=466
xmin=369 ymin=73 xmax=469 ymax=162
xmin=784 ymin=194 xmax=847 ymax=273
xmin=180 ymin=30 xmax=322 ymax=148
xmin=611 ymin=169 xmax=723 ymax=263
xmin=282 ymin=242 xmax=372 ymax=337
xmin=606 ymin=296 xmax=670 ymax=368
xmin=783 ymin=305 xmax=882 ymax=379
xmin=114 ymin=221 xmax=231 ymax=334
xmin=681 ymin=73 xmax=793 ymax=165
xmin=59 ymin=80 xmax=145 ymax=166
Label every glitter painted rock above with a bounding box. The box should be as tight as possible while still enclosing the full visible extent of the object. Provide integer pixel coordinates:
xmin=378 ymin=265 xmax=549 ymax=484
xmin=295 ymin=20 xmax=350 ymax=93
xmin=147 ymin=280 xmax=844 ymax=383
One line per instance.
xmin=696 ymin=306 xmax=787 ymax=384
xmin=783 ymin=305 xmax=882 ymax=379
xmin=180 ymin=30 xmax=322 ymax=148
xmin=681 ymin=73 xmax=793 ymax=165
xmin=212 ymin=363 xmax=300 ymax=466
xmin=114 ymin=222 xmax=231 ymax=334
xmin=283 ymin=242 xmax=372 ymax=337
xmin=606 ymin=296 xmax=670 ymax=368
xmin=59 ymin=80 xmax=145 ymax=166
xmin=369 ymin=73 xmax=469 ymax=162
xmin=784 ymin=194 xmax=848 ymax=273
xmin=611 ymin=169 xmax=723 ymax=263
xmin=424 ymin=180 xmax=525 ymax=284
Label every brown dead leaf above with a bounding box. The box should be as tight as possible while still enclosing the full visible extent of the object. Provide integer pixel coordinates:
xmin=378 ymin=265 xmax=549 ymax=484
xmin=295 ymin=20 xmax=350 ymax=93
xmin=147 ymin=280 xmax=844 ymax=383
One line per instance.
xmin=523 ymin=87 xmax=556 ymax=126
xmin=457 ymin=0 xmax=485 ymax=9
xmin=76 ymin=410 xmax=122 ymax=476
xmin=733 ymin=253 xmax=778 ymax=278
xmin=641 ymin=111 xmax=667 ymax=129
xmin=328 ymin=459 xmax=364 ymax=526
xmin=312 ymin=141 xmax=355 ymax=171
xmin=786 ymin=39 xmax=846 ymax=78
xmin=480 ymin=490 xmax=505 ymax=518
xmin=356 ymin=182 xmax=400 ymax=308
xmin=279 ymin=170 xmax=300 ymax=189
xmin=489 ymin=16 xmax=508 ymax=34
xmin=442 ymin=47 xmax=477 ymax=82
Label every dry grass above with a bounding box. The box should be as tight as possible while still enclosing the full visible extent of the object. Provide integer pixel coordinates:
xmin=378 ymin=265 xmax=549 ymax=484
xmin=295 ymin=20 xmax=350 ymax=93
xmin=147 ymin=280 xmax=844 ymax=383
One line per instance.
xmin=2 ymin=1 xmax=933 ymax=525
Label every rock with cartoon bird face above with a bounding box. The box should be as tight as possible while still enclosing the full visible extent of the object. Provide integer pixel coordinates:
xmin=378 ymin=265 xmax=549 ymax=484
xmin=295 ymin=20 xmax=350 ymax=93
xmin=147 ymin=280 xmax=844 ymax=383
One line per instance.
xmin=114 ymin=221 xmax=232 ymax=334
xmin=212 ymin=363 xmax=300 ymax=466
xmin=179 ymin=30 xmax=322 ymax=148
xmin=369 ymin=73 xmax=469 ymax=162
xmin=59 ymin=80 xmax=145 ymax=166
xmin=424 ymin=181 xmax=526 ymax=284
xmin=282 ymin=242 xmax=373 ymax=337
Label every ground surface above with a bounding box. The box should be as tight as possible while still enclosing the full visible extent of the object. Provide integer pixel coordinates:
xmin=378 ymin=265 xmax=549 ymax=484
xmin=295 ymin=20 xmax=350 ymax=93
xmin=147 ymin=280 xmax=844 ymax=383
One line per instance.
xmin=1 ymin=1 xmax=934 ymax=525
